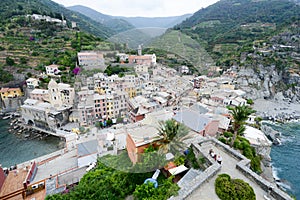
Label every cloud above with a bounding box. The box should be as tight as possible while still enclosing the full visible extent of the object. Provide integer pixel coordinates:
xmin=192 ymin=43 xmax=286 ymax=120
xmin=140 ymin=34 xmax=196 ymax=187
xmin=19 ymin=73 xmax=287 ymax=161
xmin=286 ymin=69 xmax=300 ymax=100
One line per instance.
xmin=52 ymin=0 xmax=219 ymax=17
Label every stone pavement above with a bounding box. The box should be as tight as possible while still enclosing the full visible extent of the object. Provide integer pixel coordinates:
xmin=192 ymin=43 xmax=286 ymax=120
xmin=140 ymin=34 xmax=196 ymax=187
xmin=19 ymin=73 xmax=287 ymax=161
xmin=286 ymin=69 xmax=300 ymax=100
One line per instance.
xmin=187 ymin=142 xmax=270 ymax=200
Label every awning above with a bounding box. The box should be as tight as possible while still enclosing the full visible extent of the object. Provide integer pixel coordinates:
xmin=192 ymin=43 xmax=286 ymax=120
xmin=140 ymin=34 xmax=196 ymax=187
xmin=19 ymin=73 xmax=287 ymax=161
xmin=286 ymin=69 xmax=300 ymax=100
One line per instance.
xmin=168 ymin=165 xmax=188 ymax=175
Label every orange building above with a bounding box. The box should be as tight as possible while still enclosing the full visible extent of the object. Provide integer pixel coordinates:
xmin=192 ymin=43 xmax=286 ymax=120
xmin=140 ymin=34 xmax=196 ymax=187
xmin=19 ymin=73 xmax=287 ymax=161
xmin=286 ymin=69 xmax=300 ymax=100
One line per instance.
xmin=126 ymin=125 xmax=162 ymax=164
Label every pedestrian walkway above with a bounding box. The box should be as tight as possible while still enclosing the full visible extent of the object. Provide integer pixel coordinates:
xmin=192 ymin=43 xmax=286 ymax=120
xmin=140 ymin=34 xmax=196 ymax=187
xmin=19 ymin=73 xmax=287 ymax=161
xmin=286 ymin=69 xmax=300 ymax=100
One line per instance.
xmin=187 ymin=142 xmax=269 ymax=200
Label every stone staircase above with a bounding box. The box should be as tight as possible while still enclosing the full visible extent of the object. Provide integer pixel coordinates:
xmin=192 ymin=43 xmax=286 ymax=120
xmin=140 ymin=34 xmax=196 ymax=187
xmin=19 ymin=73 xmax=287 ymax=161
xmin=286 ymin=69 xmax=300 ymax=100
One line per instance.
xmin=177 ymin=168 xmax=202 ymax=188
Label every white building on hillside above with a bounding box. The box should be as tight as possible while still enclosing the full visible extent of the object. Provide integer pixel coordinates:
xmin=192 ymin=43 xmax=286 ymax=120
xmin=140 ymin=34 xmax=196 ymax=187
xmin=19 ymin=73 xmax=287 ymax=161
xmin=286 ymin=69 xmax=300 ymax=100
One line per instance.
xmin=78 ymin=51 xmax=105 ymax=71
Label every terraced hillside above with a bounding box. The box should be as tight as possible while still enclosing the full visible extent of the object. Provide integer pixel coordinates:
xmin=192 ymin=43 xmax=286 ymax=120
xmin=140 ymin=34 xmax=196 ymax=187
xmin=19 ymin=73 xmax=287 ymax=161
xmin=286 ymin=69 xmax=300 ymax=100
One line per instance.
xmin=0 ymin=15 xmax=113 ymax=85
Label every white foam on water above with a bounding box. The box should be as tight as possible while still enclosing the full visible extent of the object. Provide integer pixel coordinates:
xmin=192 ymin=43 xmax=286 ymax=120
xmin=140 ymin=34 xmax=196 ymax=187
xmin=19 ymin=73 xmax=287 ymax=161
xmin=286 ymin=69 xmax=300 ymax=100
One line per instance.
xmin=272 ymin=166 xmax=292 ymax=191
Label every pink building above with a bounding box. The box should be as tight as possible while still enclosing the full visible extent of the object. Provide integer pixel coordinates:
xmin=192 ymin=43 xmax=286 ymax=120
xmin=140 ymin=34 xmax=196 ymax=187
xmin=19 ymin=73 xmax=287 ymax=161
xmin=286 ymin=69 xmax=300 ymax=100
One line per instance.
xmin=29 ymin=89 xmax=49 ymax=101
xmin=128 ymin=54 xmax=156 ymax=66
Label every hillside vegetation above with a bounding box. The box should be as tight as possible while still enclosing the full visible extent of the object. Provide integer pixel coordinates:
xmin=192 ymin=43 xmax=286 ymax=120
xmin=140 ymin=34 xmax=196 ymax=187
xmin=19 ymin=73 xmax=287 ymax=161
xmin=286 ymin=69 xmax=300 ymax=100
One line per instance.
xmin=68 ymin=5 xmax=135 ymax=34
xmin=0 ymin=0 xmax=115 ymax=38
xmin=175 ymin=0 xmax=300 ymax=66
xmin=0 ymin=14 xmax=117 ymax=85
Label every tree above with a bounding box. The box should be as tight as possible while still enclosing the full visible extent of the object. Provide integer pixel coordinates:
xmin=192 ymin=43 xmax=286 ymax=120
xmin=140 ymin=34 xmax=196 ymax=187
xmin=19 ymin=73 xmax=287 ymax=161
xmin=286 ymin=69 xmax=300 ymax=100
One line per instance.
xmin=227 ymin=105 xmax=255 ymax=147
xmin=6 ymin=57 xmax=15 ymax=66
xmin=157 ymin=119 xmax=190 ymax=154
xmin=215 ymin=174 xmax=255 ymax=200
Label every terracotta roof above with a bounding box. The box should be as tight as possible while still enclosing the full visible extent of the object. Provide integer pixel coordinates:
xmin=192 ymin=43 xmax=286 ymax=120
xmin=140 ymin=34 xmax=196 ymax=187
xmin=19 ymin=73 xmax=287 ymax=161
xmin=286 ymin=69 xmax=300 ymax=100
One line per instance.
xmin=0 ymin=88 xmax=20 ymax=93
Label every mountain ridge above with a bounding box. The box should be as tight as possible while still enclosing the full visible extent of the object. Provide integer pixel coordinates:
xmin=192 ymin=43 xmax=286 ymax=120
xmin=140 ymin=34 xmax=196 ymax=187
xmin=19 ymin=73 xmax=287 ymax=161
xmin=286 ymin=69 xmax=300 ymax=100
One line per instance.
xmin=67 ymin=5 xmax=192 ymax=29
xmin=67 ymin=5 xmax=135 ymax=33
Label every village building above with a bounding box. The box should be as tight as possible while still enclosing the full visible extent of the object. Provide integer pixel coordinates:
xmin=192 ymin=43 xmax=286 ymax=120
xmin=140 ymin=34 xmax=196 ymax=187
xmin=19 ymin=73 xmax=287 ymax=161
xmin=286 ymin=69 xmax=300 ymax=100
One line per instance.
xmin=126 ymin=125 xmax=162 ymax=164
xmin=0 ymin=88 xmax=22 ymax=100
xmin=29 ymin=89 xmax=49 ymax=101
xmin=45 ymin=64 xmax=60 ymax=76
xmin=77 ymin=51 xmax=105 ymax=71
xmin=26 ymin=78 xmax=40 ymax=89
xmin=172 ymin=109 xmax=219 ymax=137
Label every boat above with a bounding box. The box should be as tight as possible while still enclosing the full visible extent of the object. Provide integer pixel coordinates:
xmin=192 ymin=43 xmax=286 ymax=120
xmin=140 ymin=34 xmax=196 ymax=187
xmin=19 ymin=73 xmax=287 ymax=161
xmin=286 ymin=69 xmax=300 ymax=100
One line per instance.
xmin=273 ymin=137 xmax=282 ymax=145
xmin=2 ymin=115 xmax=11 ymax=120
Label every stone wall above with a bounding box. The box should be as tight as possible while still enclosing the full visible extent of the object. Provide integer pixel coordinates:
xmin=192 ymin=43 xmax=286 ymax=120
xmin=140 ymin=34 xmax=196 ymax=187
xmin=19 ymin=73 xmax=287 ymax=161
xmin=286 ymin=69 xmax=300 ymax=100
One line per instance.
xmin=169 ymin=138 xmax=293 ymax=200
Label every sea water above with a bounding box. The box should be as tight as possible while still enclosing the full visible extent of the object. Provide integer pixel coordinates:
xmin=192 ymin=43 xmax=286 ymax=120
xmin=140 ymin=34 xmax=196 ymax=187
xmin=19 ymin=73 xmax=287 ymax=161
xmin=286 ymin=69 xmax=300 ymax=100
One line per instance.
xmin=0 ymin=119 xmax=62 ymax=168
xmin=269 ymin=122 xmax=300 ymax=199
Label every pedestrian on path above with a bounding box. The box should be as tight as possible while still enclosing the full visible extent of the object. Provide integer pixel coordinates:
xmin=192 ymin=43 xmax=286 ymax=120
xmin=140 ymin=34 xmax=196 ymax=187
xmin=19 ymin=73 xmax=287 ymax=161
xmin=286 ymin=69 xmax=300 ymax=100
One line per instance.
xmin=217 ymin=155 xmax=222 ymax=164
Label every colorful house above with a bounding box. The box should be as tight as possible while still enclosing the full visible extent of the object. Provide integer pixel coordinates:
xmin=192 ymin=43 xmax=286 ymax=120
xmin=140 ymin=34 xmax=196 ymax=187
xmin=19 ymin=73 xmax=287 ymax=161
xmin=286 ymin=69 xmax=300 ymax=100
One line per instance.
xmin=126 ymin=125 xmax=162 ymax=164
xmin=0 ymin=88 xmax=22 ymax=100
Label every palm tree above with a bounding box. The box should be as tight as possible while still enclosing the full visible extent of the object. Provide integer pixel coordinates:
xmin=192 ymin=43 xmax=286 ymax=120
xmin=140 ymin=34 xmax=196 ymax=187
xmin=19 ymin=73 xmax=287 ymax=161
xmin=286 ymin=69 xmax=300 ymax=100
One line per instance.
xmin=227 ymin=105 xmax=255 ymax=147
xmin=156 ymin=119 xmax=190 ymax=154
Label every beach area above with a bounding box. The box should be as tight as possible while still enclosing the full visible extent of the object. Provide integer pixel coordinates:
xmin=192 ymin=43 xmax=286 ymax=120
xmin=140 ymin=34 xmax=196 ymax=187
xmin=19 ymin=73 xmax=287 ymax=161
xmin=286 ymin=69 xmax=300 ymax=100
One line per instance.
xmin=253 ymin=98 xmax=300 ymax=121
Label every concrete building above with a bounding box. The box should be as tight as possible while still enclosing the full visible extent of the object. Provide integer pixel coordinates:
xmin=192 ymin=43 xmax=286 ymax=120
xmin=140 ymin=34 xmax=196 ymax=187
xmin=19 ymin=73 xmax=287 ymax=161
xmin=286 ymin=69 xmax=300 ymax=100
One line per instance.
xmin=21 ymin=80 xmax=74 ymax=130
xmin=0 ymin=88 xmax=22 ymax=100
xmin=78 ymin=51 xmax=105 ymax=70
xmin=30 ymin=89 xmax=49 ymax=101
xmin=26 ymin=78 xmax=40 ymax=89
xmin=45 ymin=64 xmax=60 ymax=76
xmin=21 ymin=99 xmax=71 ymax=130
xmin=128 ymin=54 xmax=156 ymax=66
xmin=126 ymin=125 xmax=162 ymax=164
xmin=173 ymin=109 xmax=219 ymax=136
xmin=48 ymin=79 xmax=75 ymax=108
xmin=116 ymin=53 xmax=129 ymax=62
xmin=77 ymin=140 xmax=98 ymax=168
xmin=134 ymin=65 xmax=149 ymax=74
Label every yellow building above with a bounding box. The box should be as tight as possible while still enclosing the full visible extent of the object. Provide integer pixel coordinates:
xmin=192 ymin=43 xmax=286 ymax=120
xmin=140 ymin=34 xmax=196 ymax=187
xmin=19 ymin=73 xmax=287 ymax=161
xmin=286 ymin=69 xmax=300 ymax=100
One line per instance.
xmin=0 ymin=88 xmax=22 ymax=100
xmin=125 ymin=86 xmax=137 ymax=98
xmin=106 ymin=95 xmax=114 ymax=119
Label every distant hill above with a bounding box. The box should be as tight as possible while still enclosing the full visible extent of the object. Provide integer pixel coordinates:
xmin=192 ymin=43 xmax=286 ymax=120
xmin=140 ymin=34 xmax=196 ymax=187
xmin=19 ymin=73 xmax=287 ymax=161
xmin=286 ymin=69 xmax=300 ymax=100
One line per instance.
xmin=120 ymin=14 xmax=193 ymax=28
xmin=176 ymin=0 xmax=300 ymax=47
xmin=149 ymin=0 xmax=300 ymax=76
xmin=0 ymin=0 xmax=115 ymax=38
xmin=68 ymin=5 xmax=135 ymax=34
xmin=67 ymin=5 xmax=192 ymax=29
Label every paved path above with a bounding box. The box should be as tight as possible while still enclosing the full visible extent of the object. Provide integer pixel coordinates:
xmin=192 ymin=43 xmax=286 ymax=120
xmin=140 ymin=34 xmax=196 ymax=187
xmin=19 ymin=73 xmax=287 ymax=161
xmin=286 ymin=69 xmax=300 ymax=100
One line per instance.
xmin=187 ymin=142 xmax=271 ymax=200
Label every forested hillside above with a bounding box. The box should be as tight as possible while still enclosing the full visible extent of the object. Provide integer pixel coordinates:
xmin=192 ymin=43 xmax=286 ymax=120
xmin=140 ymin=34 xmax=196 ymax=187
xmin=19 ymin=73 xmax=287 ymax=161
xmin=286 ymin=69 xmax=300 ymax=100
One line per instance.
xmin=0 ymin=0 xmax=115 ymax=38
xmin=68 ymin=5 xmax=135 ymax=34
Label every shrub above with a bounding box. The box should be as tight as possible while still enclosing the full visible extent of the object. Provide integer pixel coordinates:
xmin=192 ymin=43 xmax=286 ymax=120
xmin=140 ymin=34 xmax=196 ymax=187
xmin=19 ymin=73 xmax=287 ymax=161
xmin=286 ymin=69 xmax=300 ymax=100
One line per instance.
xmin=218 ymin=137 xmax=227 ymax=144
xmin=186 ymin=147 xmax=200 ymax=169
xmin=250 ymin=156 xmax=262 ymax=174
xmin=243 ymin=146 xmax=254 ymax=159
xmin=215 ymin=174 xmax=255 ymax=200
xmin=174 ymin=155 xmax=185 ymax=166
xmin=6 ymin=57 xmax=15 ymax=66
xmin=223 ymin=131 xmax=233 ymax=138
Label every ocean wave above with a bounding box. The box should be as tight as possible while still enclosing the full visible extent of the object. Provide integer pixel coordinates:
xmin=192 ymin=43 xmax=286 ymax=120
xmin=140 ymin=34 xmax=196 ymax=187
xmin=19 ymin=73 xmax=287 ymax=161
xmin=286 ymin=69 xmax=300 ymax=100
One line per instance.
xmin=280 ymin=135 xmax=295 ymax=144
xmin=272 ymin=166 xmax=292 ymax=191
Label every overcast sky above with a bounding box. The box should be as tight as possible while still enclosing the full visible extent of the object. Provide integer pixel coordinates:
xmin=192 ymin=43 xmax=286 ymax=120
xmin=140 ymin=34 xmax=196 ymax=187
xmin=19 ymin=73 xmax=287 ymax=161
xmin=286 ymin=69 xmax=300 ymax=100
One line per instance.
xmin=52 ymin=0 xmax=219 ymax=17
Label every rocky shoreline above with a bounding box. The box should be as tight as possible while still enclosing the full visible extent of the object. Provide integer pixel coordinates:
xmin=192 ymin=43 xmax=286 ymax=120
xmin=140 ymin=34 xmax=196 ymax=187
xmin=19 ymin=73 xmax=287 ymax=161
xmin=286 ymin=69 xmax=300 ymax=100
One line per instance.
xmin=253 ymin=98 xmax=300 ymax=123
xmin=254 ymin=99 xmax=300 ymax=192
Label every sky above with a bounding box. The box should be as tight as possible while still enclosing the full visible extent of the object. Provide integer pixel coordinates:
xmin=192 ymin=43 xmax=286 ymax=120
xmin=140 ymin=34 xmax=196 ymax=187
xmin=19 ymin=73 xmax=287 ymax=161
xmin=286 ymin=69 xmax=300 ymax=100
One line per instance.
xmin=52 ymin=0 xmax=220 ymax=17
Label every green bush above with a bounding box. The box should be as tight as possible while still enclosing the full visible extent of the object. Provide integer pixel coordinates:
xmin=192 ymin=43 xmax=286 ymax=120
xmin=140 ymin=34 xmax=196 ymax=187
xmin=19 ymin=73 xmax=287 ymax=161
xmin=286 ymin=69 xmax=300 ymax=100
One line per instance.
xmin=223 ymin=131 xmax=233 ymax=138
xmin=6 ymin=56 xmax=15 ymax=66
xmin=250 ymin=156 xmax=262 ymax=174
xmin=243 ymin=146 xmax=254 ymax=159
xmin=186 ymin=147 xmax=200 ymax=169
xmin=133 ymin=176 xmax=179 ymax=200
xmin=218 ymin=137 xmax=227 ymax=144
xmin=174 ymin=155 xmax=186 ymax=166
xmin=215 ymin=174 xmax=256 ymax=200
